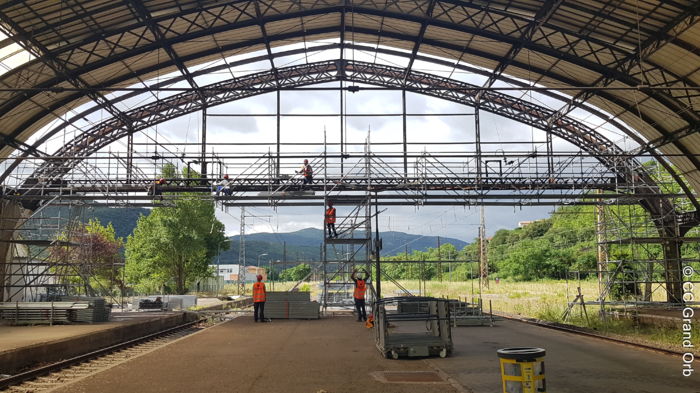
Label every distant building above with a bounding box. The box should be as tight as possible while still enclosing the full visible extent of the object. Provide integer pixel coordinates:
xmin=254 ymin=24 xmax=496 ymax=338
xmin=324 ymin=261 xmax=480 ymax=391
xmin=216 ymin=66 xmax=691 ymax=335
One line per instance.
xmin=210 ymin=264 xmax=266 ymax=283
xmin=518 ymin=220 xmax=545 ymax=228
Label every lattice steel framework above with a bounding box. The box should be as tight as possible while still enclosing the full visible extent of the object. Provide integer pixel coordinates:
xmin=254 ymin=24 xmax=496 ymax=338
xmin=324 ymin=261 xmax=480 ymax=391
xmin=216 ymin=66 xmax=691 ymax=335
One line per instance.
xmin=0 ymin=0 xmax=697 ymax=190
xmin=0 ymin=0 xmax=697 ymax=304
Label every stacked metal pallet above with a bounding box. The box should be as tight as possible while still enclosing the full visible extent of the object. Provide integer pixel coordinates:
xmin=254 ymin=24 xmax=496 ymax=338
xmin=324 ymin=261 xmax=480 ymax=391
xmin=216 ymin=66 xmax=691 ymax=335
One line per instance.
xmin=68 ymin=297 xmax=111 ymax=323
xmin=0 ymin=298 xmax=111 ymax=325
xmin=264 ymin=292 xmax=320 ymax=319
xmin=0 ymin=302 xmax=74 ymax=324
xmin=449 ymin=300 xmax=496 ymax=326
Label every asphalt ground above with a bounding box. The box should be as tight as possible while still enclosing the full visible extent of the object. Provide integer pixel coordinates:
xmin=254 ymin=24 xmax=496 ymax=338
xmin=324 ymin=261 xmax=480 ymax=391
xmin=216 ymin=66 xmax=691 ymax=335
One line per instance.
xmin=49 ymin=315 xmax=699 ymax=393
xmin=52 ymin=315 xmax=461 ymax=393
xmin=438 ymin=318 xmax=700 ymax=393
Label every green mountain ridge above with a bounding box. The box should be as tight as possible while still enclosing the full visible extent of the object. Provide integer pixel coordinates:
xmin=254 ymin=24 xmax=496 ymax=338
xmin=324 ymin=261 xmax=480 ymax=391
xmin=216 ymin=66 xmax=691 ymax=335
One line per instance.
xmin=40 ymin=206 xmax=469 ymax=266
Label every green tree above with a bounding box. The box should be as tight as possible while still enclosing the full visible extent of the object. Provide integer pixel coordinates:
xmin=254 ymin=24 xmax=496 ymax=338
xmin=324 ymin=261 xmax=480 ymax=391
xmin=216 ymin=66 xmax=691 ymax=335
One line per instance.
xmin=49 ymin=218 xmax=124 ymax=295
xmin=125 ymin=196 xmax=229 ymax=294
xmin=279 ymin=263 xmax=311 ymax=281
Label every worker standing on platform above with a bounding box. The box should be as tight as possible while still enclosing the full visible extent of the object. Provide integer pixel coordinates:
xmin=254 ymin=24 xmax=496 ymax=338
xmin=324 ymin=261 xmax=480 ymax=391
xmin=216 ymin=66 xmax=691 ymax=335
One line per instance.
xmin=253 ymin=274 xmax=267 ymax=322
xmin=149 ymin=178 xmax=165 ymax=198
xmin=298 ymin=159 xmax=313 ymax=188
xmin=351 ymin=269 xmax=369 ymax=322
xmin=216 ymin=174 xmax=232 ymax=196
xmin=325 ymin=201 xmax=338 ymax=238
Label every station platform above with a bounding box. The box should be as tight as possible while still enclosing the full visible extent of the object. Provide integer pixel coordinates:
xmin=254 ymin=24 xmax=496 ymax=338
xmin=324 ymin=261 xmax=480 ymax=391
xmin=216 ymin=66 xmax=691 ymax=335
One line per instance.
xmin=46 ymin=316 xmax=698 ymax=393
xmin=0 ymin=311 xmax=198 ymax=375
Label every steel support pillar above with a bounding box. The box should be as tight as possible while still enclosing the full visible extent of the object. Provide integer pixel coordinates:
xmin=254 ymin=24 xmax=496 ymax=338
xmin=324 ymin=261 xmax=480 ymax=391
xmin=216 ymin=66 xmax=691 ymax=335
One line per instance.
xmin=402 ymin=89 xmax=408 ymax=178
xmin=0 ymin=200 xmax=23 ymax=302
xmin=201 ymin=106 xmax=207 ymax=179
xmin=663 ymin=239 xmax=684 ymax=303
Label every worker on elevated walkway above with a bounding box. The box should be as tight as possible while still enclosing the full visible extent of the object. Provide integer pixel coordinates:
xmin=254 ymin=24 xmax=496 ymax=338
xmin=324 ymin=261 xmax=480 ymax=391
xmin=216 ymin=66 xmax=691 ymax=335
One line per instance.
xmin=351 ymin=269 xmax=369 ymax=322
xmin=325 ymin=201 xmax=338 ymax=238
xmin=253 ymin=274 xmax=267 ymax=323
xmin=215 ymin=174 xmax=232 ymax=196
xmin=298 ymin=159 xmax=313 ymax=188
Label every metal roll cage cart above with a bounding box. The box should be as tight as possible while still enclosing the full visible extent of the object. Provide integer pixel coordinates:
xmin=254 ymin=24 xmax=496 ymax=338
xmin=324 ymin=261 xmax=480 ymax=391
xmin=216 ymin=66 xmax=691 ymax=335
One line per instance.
xmin=373 ymin=297 xmax=453 ymax=360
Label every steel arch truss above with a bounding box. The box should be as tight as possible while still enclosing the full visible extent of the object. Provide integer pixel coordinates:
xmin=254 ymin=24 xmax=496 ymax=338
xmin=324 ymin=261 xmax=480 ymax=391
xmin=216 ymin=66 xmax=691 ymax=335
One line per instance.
xmin=21 ymin=58 xmax=694 ymax=240
xmin=0 ymin=0 xmax=697 ymax=175
xmin=22 ymin=59 xmax=661 ymax=189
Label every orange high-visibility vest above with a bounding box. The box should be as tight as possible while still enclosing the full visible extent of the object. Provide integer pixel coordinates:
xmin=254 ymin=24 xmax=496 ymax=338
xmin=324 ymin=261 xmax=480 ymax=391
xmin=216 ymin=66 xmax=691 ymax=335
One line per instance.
xmin=302 ymin=164 xmax=312 ymax=176
xmin=252 ymin=282 xmax=266 ymax=302
xmin=354 ymin=279 xmax=366 ymax=300
xmin=325 ymin=207 xmax=336 ymax=224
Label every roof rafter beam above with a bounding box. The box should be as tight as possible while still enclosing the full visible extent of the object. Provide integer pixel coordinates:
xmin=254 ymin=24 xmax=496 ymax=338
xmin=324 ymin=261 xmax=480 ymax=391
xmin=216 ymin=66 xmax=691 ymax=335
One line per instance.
xmin=475 ymin=0 xmax=564 ymax=103
xmin=253 ymin=0 xmax=278 ymax=80
xmin=0 ymin=10 xmax=134 ymax=133
xmin=0 ymin=23 xmax=690 ymax=155
xmin=1 ymin=136 xmax=50 ymax=158
xmin=0 ymin=3 xmax=695 ymax=127
xmin=632 ymin=125 xmax=700 ymax=157
xmin=544 ymin=1 xmax=700 ymax=171
xmin=403 ymin=0 xmax=437 ymax=84
xmin=125 ymin=0 xmax=207 ymax=104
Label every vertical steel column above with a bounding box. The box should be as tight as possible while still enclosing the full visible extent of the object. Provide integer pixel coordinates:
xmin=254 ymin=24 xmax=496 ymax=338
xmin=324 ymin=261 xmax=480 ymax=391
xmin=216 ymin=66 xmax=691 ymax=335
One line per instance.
xmin=276 ymin=89 xmax=281 ymax=178
xmin=595 ymin=190 xmax=608 ymax=300
xmin=546 ymin=131 xmax=554 ymax=176
xmin=479 ymin=205 xmax=489 ymax=289
xmin=339 ymin=1 xmax=346 ymax=176
xmin=474 ymin=108 xmax=482 ymax=180
xmin=340 ymin=80 xmax=344 ymax=175
xmin=126 ymin=133 xmax=134 ymax=184
xmin=237 ymin=207 xmax=246 ymax=295
xmin=437 ymin=236 xmax=442 ymax=282
xmin=402 ymin=89 xmax=408 ymax=178
xmin=375 ymin=192 xmax=381 ymax=299
xmin=201 ymin=107 xmax=207 ymax=179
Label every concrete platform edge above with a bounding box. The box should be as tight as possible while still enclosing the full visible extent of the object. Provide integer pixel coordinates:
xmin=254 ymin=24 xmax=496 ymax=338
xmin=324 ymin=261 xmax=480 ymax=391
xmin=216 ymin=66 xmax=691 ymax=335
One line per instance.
xmin=0 ymin=311 xmax=199 ymax=375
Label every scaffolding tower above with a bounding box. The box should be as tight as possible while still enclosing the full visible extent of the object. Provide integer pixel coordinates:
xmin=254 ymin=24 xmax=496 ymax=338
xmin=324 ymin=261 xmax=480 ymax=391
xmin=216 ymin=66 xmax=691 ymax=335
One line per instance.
xmin=0 ymin=203 xmax=115 ymax=303
xmin=321 ymin=138 xmax=374 ymax=311
xmin=595 ymin=160 xmax=700 ymax=308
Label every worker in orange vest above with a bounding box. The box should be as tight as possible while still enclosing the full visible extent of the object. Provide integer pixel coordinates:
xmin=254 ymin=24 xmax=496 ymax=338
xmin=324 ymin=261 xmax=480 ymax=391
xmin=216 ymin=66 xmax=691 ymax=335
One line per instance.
xmin=325 ymin=201 xmax=338 ymax=238
xmin=351 ymin=269 xmax=369 ymax=322
xmin=252 ymin=274 xmax=267 ymax=322
xmin=297 ymin=159 xmax=313 ymax=188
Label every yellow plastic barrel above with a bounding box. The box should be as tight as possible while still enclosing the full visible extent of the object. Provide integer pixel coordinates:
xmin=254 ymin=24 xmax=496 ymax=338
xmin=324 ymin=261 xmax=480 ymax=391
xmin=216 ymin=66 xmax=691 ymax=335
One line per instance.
xmin=497 ymin=347 xmax=546 ymax=393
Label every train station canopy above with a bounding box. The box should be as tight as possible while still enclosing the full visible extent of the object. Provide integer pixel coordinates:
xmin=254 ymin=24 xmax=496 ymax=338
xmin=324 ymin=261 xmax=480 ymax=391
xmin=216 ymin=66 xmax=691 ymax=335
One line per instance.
xmin=0 ymin=1 xmax=697 ymax=193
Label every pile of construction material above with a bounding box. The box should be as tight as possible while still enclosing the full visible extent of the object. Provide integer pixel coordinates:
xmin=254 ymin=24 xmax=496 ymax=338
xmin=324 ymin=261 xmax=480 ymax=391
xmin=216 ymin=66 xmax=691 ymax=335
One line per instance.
xmin=0 ymin=298 xmax=111 ymax=325
xmin=264 ymin=292 xmax=320 ymax=319
xmin=448 ymin=299 xmax=496 ymax=326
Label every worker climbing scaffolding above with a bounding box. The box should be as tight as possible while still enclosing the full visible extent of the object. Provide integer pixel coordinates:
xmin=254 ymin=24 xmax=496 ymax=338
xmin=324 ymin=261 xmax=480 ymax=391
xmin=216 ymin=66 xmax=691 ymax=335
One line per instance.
xmin=351 ymin=269 xmax=369 ymax=322
xmin=325 ymin=201 xmax=338 ymax=238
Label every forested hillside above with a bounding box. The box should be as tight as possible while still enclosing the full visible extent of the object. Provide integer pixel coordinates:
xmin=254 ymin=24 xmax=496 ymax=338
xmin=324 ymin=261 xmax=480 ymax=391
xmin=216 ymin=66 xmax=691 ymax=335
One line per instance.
xmin=382 ymin=205 xmax=599 ymax=281
xmin=217 ymin=228 xmax=468 ymax=266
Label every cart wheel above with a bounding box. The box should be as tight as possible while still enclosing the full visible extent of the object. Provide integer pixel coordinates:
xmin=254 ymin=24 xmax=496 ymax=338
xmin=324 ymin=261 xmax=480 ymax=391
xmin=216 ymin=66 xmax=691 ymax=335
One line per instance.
xmin=391 ymin=350 xmax=399 ymax=360
xmin=439 ymin=348 xmax=448 ymax=358
xmin=383 ymin=351 xmax=391 ymax=359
